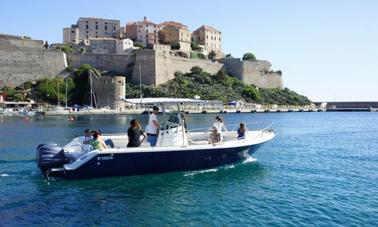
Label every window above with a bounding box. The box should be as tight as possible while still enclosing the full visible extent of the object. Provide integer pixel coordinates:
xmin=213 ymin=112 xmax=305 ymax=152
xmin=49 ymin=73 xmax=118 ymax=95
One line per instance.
xmin=86 ymin=21 xmax=88 ymax=23
xmin=105 ymin=22 xmax=107 ymax=24
xmin=95 ymin=25 xmax=98 ymax=30
xmin=113 ymin=26 xmax=116 ymax=31
xmin=86 ymin=35 xmax=88 ymax=39
xmin=86 ymin=24 xmax=88 ymax=29
xmin=71 ymin=30 xmax=75 ymax=33
xmin=219 ymin=37 xmax=221 ymax=41
xmin=206 ymin=35 xmax=208 ymax=39
xmin=95 ymin=21 xmax=98 ymax=24
xmin=96 ymin=35 xmax=98 ymax=38
xmin=105 ymin=26 xmax=107 ymax=30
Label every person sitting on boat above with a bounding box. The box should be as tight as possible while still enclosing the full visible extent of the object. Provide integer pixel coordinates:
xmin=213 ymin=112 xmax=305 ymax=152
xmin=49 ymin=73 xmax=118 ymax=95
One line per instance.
xmin=83 ymin=128 xmax=93 ymax=144
xmin=94 ymin=129 xmax=114 ymax=148
xmin=237 ymin=123 xmax=247 ymax=140
xmin=146 ymin=106 xmax=160 ymax=146
xmin=209 ymin=126 xmax=222 ymax=145
xmin=127 ymin=119 xmax=146 ymax=147
xmin=91 ymin=131 xmax=108 ymax=150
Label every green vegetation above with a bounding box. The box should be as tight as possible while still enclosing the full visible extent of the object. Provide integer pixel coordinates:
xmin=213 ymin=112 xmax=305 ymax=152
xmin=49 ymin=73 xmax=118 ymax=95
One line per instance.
xmin=57 ymin=44 xmax=74 ymax=54
xmin=133 ymin=42 xmax=145 ymax=49
xmin=36 ymin=77 xmax=75 ymax=104
xmin=190 ymin=51 xmax=206 ymax=59
xmin=1 ymin=65 xmax=310 ymax=106
xmin=208 ymin=50 xmax=216 ymax=61
xmin=225 ymin=53 xmax=233 ymax=58
xmin=190 ymin=41 xmax=202 ymax=51
xmin=170 ymin=42 xmax=180 ymax=50
xmin=242 ymin=52 xmax=256 ymax=61
xmin=125 ymin=66 xmax=311 ymax=105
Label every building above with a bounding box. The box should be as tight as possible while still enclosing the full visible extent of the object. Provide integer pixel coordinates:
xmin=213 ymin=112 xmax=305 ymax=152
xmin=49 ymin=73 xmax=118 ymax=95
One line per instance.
xmin=63 ymin=17 xmax=121 ymax=46
xmin=125 ymin=17 xmax=158 ymax=48
xmin=89 ymin=38 xmax=134 ymax=54
xmin=158 ymin=21 xmax=191 ymax=52
xmin=116 ymin=38 xmax=134 ymax=54
xmin=192 ymin=25 xmax=223 ymax=58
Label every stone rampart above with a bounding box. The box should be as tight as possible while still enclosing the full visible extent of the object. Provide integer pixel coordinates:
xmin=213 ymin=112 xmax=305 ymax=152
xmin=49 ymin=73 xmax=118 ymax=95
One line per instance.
xmin=67 ymin=52 xmax=134 ymax=74
xmin=67 ymin=50 xmax=283 ymax=89
xmin=220 ymin=58 xmax=283 ymax=89
xmin=0 ymin=35 xmax=67 ymax=87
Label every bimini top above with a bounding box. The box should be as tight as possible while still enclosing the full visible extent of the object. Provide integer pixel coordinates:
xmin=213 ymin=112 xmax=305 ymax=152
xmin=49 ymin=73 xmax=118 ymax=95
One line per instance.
xmin=123 ymin=97 xmax=222 ymax=105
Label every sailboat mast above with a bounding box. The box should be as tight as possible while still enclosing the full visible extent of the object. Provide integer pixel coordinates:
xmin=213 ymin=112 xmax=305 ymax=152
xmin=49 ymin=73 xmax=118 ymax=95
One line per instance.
xmin=65 ymin=79 xmax=68 ymax=108
xmin=139 ymin=62 xmax=142 ymax=100
xmin=57 ymin=82 xmax=60 ymax=106
xmin=89 ymin=70 xmax=93 ymax=107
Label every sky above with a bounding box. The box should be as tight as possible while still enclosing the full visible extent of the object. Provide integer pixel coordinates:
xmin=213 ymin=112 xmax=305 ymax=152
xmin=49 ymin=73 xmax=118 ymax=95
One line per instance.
xmin=1 ymin=0 xmax=377 ymax=101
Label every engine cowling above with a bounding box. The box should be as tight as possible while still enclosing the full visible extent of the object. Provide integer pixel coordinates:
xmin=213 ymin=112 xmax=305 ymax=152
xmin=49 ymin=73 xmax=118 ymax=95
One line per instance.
xmin=36 ymin=143 xmax=68 ymax=176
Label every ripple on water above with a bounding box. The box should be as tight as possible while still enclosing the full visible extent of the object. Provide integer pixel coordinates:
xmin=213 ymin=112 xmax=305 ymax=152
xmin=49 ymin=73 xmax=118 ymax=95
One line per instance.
xmin=0 ymin=113 xmax=378 ymax=226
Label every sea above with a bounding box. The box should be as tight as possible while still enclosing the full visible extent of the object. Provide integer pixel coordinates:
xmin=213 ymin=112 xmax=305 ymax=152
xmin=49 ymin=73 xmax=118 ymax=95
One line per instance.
xmin=0 ymin=112 xmax=377 ymax=226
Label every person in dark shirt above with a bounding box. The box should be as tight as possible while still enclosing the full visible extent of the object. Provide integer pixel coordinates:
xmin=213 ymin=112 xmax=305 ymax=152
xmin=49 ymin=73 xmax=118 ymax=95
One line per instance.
xmin=237 ymin=123 xmax=247 ymax=139
xmin=127 ymin=119 xmax=146 ymax=147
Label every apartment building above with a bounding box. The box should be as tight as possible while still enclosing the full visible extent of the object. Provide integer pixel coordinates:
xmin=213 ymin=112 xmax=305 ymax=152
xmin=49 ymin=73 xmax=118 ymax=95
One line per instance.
xmin=125 ymin=17 xmax=158 ymax=47
xmin=63 ymin=17 xmax=121 ymax=45
xmin=158 ymin=21 xmax=191 ymax=52
xmin=192 ymin=25 xmax=223 ymax=57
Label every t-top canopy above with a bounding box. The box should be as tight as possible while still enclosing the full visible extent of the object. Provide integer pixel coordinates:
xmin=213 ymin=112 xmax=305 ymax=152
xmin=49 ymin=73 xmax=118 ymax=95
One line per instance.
xmin=123 ymin=97 xmax=222 ymax=105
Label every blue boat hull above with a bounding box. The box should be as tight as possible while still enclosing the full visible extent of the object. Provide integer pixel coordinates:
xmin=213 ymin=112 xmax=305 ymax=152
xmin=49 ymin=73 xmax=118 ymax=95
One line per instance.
xmin=59 ymin=143 xmax=264 ymax=180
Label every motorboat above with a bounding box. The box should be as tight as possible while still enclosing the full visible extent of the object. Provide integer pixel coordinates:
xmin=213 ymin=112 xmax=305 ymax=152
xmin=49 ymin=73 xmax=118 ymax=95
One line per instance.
xmin=36 ymin=98 xmax=275 ymax=180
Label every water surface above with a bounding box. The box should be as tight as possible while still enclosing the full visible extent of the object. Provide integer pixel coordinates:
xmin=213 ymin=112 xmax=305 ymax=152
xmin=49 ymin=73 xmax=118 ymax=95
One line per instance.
xmin=0 ymin=112 xmax=377 ymax=226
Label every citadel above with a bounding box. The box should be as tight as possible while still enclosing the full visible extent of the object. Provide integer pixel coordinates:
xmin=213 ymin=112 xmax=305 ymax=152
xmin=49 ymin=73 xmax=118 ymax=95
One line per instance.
xmin=0 ymin=17 xmax=283 ymax=88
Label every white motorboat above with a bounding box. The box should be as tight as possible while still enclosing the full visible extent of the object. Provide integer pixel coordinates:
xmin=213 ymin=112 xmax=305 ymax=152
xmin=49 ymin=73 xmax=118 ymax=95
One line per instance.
xmin=36 ymin=98 xmax=275 ymax=180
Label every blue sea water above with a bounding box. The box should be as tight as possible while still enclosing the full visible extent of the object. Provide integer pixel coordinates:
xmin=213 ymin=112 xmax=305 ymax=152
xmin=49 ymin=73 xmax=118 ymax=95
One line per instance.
xmin=0 ymin=112 xmax=377 ymax=226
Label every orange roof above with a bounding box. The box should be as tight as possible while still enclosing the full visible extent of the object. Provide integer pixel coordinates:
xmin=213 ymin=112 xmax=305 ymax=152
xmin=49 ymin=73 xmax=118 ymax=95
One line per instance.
xmin=159 ymin=21 xmax=188 ymax=29
xmin=194 ymin=25 xmax=221 ymax=33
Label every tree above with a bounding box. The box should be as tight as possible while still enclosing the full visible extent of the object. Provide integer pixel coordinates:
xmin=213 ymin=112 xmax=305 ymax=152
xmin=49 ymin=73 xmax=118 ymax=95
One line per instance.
xmin=171 ymin=42 xmax=180 ymax=50
xmin=197 ymin=53 xmax=205 ymax=59
xmin=225 ymin=53 xmax=233 ymax=58
xmin=190 ymin=66 xmax=203 ymax=75
xmin=242 ymin=52 xmax=256 ymax=61
xmin=208 ymin=50 xmax=216 ymax=61
xmin=242 ymin=85 xmax=260 ymax=102
xmin=133 ymin=42 xmax=145 ymax=49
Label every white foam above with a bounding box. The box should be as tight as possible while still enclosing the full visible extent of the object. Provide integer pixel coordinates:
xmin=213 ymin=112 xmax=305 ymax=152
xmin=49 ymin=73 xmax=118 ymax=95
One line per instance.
xmin=242 ymin=156 xmax=257 ymax=164
xmin=184 ymin=168 xmax=218 ymax=176
xmin=224 ymin=164 xmax=235 ymax=169
xmin=0 ymin=173 xmax=10 ymax=177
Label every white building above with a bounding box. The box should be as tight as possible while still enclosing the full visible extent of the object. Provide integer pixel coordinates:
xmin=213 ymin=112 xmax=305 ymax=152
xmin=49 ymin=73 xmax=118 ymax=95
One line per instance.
xmin=116 ymin=38 xmax=135 ymax=54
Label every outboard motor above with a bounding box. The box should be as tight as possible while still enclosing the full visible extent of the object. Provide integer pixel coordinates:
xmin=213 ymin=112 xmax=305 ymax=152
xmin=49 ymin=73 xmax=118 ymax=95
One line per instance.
xmin=36 ymin=143 xmax=68 ymax=176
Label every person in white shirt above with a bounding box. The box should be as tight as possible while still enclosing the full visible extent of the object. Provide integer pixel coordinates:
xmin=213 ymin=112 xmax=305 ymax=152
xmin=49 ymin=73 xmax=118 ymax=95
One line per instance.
xmin=146 ymin=106 xmax=160 ymax=146
xmin=213 ymin=116 xmax=227 ymax=140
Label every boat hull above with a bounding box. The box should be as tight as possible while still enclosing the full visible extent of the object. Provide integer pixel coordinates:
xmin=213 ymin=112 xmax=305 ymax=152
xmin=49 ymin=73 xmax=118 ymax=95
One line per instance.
xmin=58 ymin=143 xmax=264 ymax=180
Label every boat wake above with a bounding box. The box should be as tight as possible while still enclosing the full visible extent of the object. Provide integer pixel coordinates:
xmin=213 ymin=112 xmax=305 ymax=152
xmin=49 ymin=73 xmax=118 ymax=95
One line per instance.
xmin=184 ymin=168 xmax=218 ymax=177
xmin=242 ymin=156 xmax=257 ymax=164
xmin=0 ymin=173 xmax=10 ymax=177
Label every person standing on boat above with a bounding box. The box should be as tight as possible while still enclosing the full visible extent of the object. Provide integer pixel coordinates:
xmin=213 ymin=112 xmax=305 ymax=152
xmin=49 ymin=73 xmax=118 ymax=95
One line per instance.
xmin=213 ymin=116 xmax=227 ymax=140
xmin=146 ymin=106 xmax=160 ymax=146
xmin=127 ymin=119 xmax=146 ymax=147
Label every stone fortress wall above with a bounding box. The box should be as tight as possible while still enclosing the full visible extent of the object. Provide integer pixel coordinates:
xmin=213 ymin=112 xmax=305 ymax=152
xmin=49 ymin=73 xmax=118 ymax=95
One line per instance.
xmin=219 ymin=58 xmax=283 ymax=89
xmin=0 ymin=34 xmax=283 ymax=90
xmin=0 ymin=34 xmax=67 ymax=87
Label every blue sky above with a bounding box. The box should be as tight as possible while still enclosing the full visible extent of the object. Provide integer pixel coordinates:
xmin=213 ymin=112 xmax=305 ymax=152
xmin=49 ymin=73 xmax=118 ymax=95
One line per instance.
xmin=1 ymin=0 xmax=377 ymax=101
